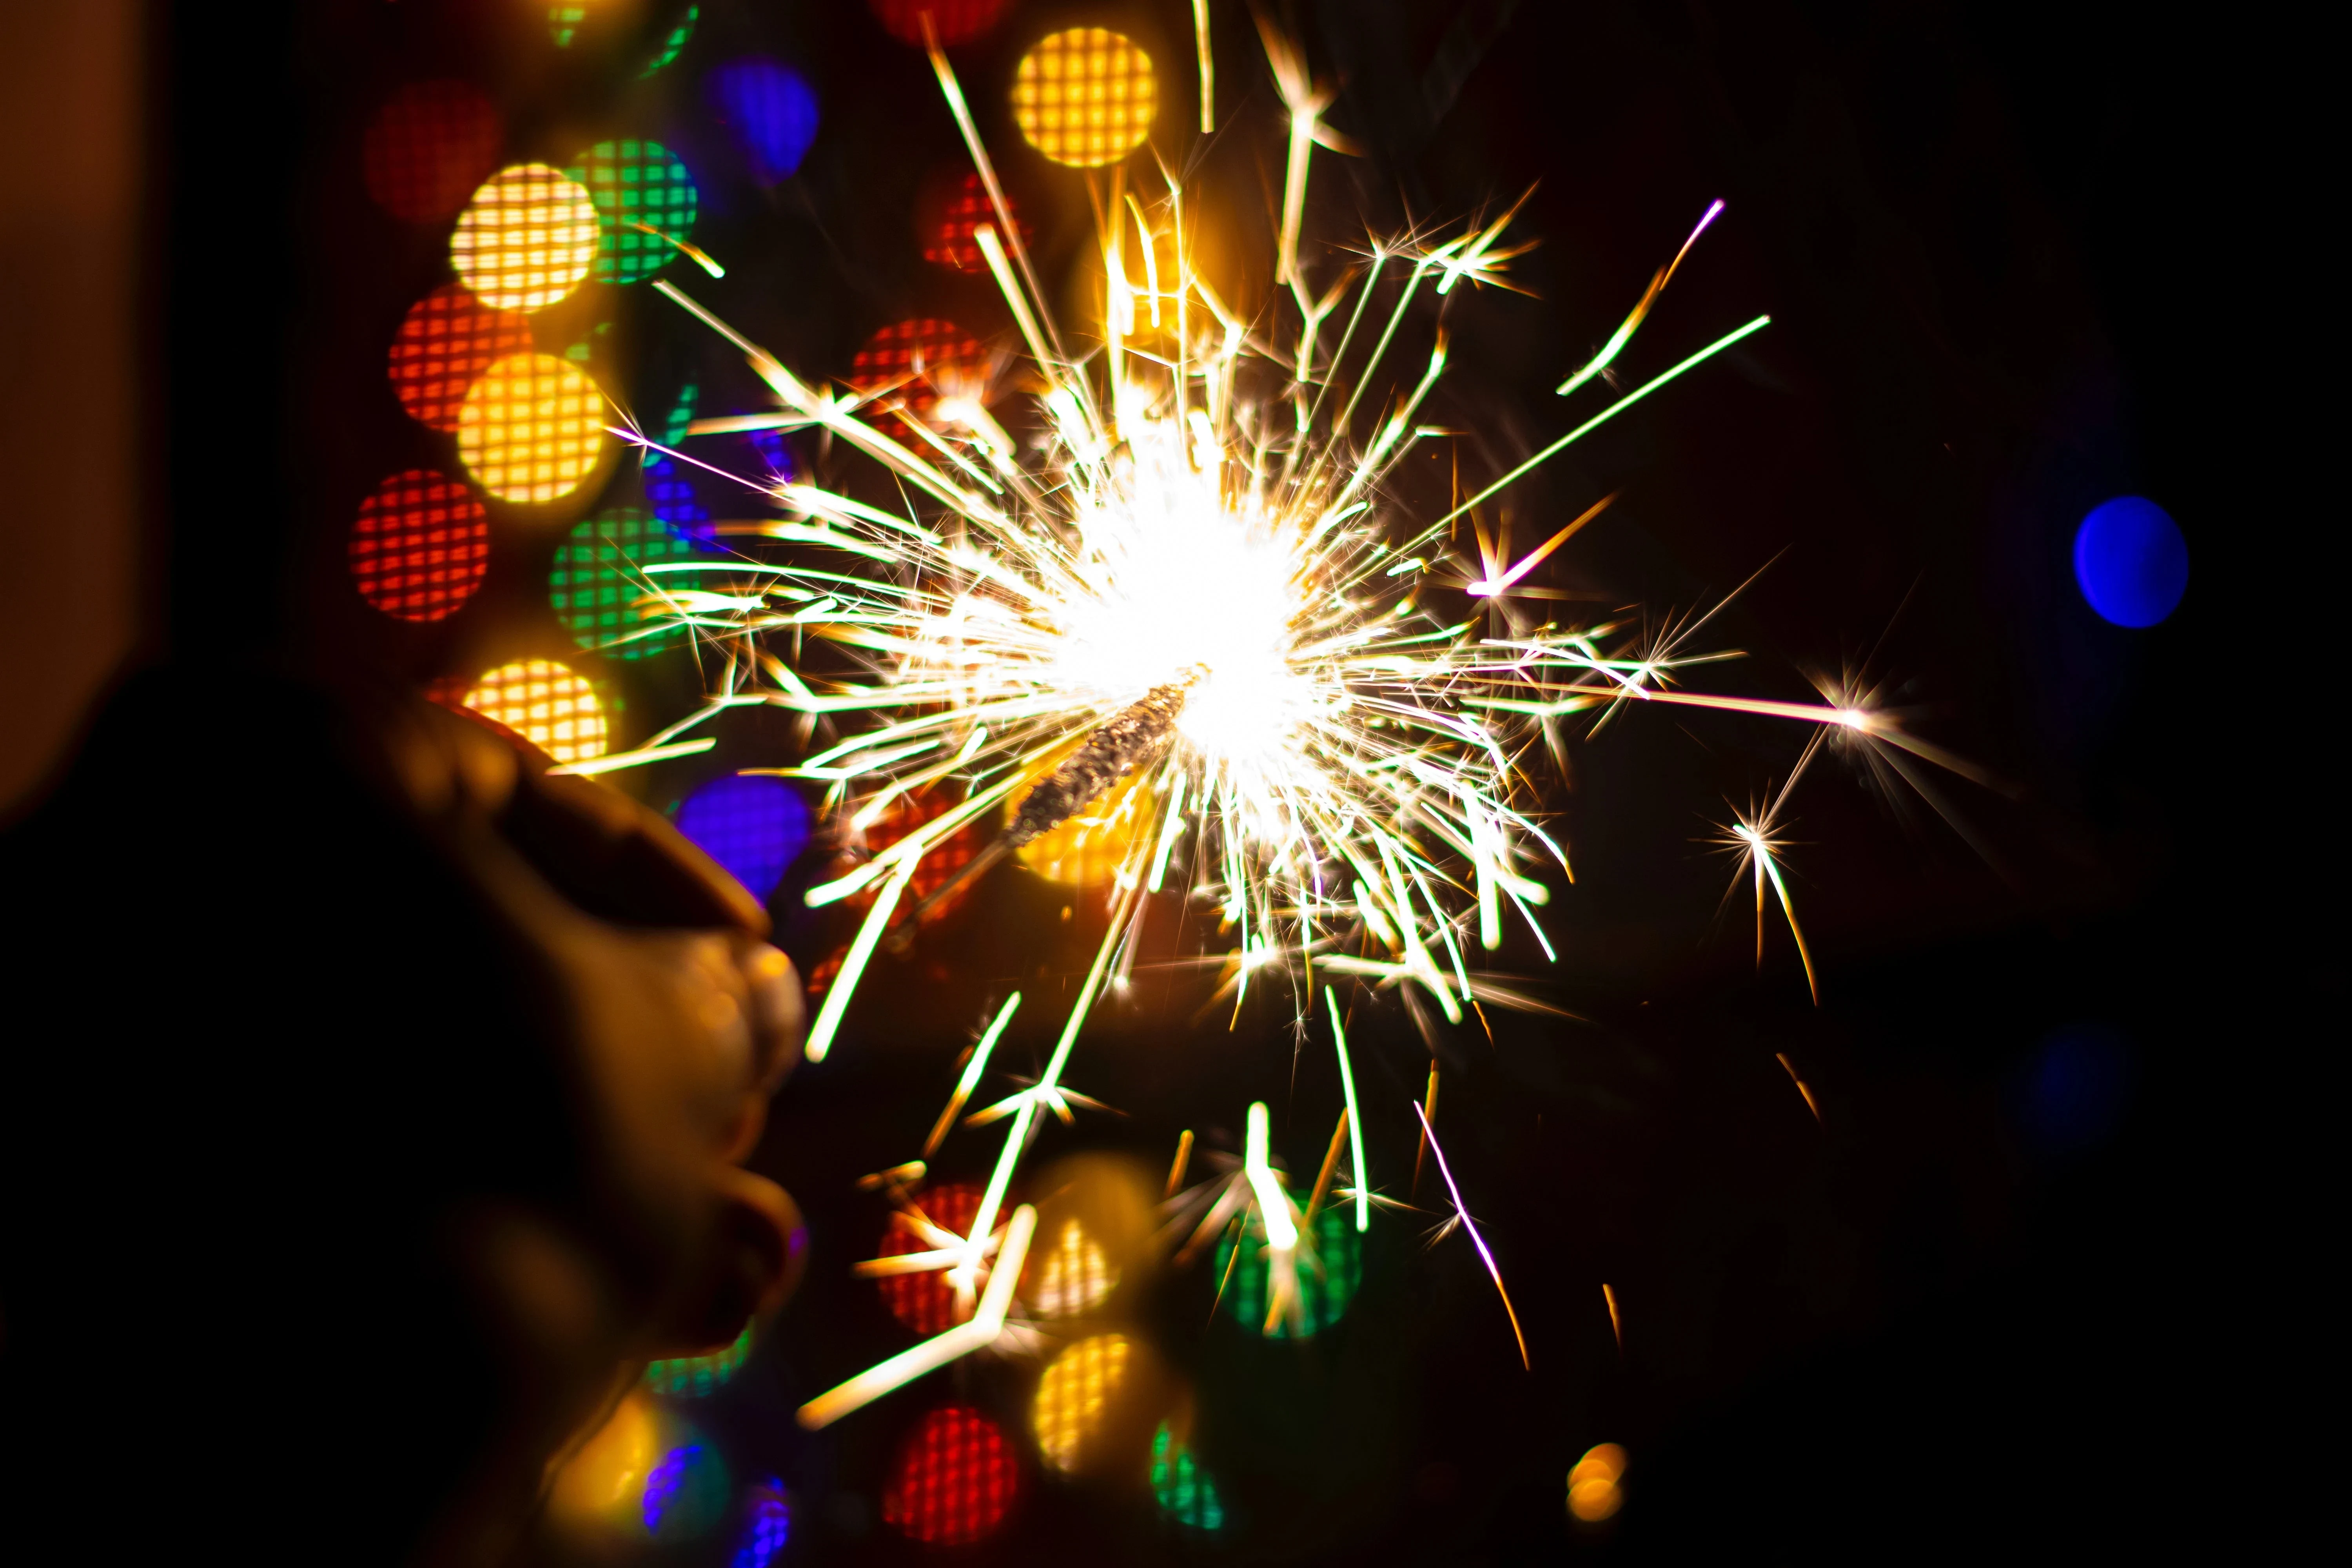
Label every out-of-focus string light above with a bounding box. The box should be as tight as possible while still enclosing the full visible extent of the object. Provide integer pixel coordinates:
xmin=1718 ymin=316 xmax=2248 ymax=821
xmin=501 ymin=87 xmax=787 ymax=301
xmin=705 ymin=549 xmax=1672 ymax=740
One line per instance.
xmin=644 ymin=1320 xmax=755 ymax=1399
xmin=1031 ymin=1333 xmax=1132 ymax=1473
xmin=730 ymin=1481 xmax=793 ymax=1568
xmin=1567 ymin=1442 xmax=1628 ymax=1523
xmin=1216 ymin=1203 xmax=1361 ymax=1339
xmin=880 ymin=1405 xmax=1020 ymax=1544
xmin=869 ymin=0 xmax=1008 ymax=47
xmin=642 ymin=1440 xmax=730 ymax=1540
xmin=457 ymin=351 xmax=609 ymax=504
xmin=1028 ymin=1218 xmax=1117 ymax=1316
xmin=388 ymin=283 xmax=535 ymax=433
xmin=707 ymin=58 xmax=820 ymax=185
xmin=922 ymin=171 xmax=1025 ymax=272
xmin=1013 ymin=29 xmax=1156 ymax=168
xmin=1151 ymin=1424 xmax=1229 ymax=1534
xmin=873 ymin=1182 xmax=984 ymax=1336
xmin=348 ymin=469 xmax=488 ymax=622
xmin=566 ymin=140 xmax=700 ymax=285
xmin=673 ymin=774 xmax=812 ymax=903
xmin=363 ymin=80 xmax=502 ymax=223
xmin=550 ymin=507 xmax=709 ymax=659
xmin=450 ymin=165 xmax=600 ymax=312
xmin=642 ymin=4 xmax=698 ymax=77
xmin=848 ymin=317 xmax=990 ymax=428
xmin=461 ymin=659 xmax=608 ymax=764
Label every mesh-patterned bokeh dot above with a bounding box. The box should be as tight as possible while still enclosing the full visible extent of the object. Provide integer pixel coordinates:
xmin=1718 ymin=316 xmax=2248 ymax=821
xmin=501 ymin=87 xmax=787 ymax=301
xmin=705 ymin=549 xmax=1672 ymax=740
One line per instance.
xmin=881 ymin=1405 xmax=1019 ymax=1546
xmin=1013 ymin=28 xmax=1156 ymax=169
xmin=388 ymin=283 xmax=534 ymax=433
xmin=549 ymin=507 xmax=708 ymax=660
xmin=461 ymin=659 xmax=608 ymax=763
xmin=868 ymin=0 xmax=1009 ymax=46
xmin=643 ymin=1321 xmax=754 ymax=1400
xmin=1151 ymin=1425 xmax=1229 ymax=1534
xmin=1215 ymin=1202 xmax=1363 ymax=1338
xmin=920 ymin=171 xmax=1029 ymax=272
xmin=363 ymin=80 xmax=503 ymax=223
xmin=731 ymin=1482 xmax=793 ymax=1568
xmin=1032 ymin=1334 xmax=1132 ymax=1474
xmin=349 ymin=470 xmax=490 ymax=623
xmin=675 ymin=775 xmax=812 ymax=902
xmin=848 ymin=318 xmax=988 ymax=425
xmin=643 ymin=4 xmax=698 ymax=76
xmin=565 ymin=140 xmax=699 ymax=285
xmin=875 ymin=1183 xmax=983 ymax=1336
xmin=457 ymin=351 xmax=609 ymax=505
xmin=641 ymin=1440 xmax=729 ymax=1541
xmin=1028 ymin=1218 xmax=1117 ymax=1317
xmin=450 ymin=163 xmax=600 ymax=311
xmin=851 ymin=785 xmax=993 ymax=920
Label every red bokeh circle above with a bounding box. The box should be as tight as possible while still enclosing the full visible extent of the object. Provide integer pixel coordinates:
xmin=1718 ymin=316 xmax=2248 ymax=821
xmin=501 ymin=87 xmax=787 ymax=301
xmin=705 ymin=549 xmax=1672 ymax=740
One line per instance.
xmin=363 ymin=80 xmax=503 ymax=223
xmin=848 ymin=318 xmax=989 ymax=427
xmin=867 ymin=0 xmax=1009 ymax=47
xmin=388 ymin=283 xmax=536 ymax=434
xmin=918 ymin=171 xmax=1031 ymax=273
xmin=880 ymin=1405 xmax=1020 ymax=1544
xmin=875 ymin=1182 xmax=985 ymax=1336
xmin=350 ymin=469 xmax=490 ymax=622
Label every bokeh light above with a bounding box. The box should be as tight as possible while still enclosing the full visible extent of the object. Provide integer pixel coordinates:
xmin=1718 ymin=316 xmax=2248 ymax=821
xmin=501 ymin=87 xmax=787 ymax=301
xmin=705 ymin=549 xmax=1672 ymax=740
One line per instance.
xmin=642 ymin=1440 xmax=730 ymax=1540
xmin=644 ymin=1320 xmax=755 ymax=1399
xmin=1216 ymin=1202 xmax=1362 ymax=1338
xmin=848 ymin=318 xmax=989 ymax=426
xmin=1151 ymin=1425 xmax=1229 ymax=1534
xmin=388 ymin=283 xmax=535 ymax=433
xmin=1031 ymin=1333 xmax=1132 ymax=1474
xmin=852 ymin=785 xmax=993 ymax=920
xmin=461 ymin=659 xmax=608 ymax=763
xmin=674 ymin=774 xmax=813 ymax=902
xmin=457 ymin=351 xmax=610 ymax=505
xmin=1013 ymin=28 xmax=1156 ymax=169
xmin=1016 ymin=765 xmax=1151 ymax=887
xmin=644 ymin=4 xmax=698 ymax=76
xmin=708 ymin=59 xmax=820 ymax=185
xmin=547 ymin=1391 xmax=659 ymax=1532
xmin=869 ymin=0 xmax=1009 ymax=46
xmin=362 ymin=80 xmax=502 ymax=223
xmin=565 ymin=140 xmax=700 ymax=285
xmin=922 ymin=170 xmax=1028 ymax=272
xmin=881 ymin=1405 xmax=1020 ymax=1545
xmin=1567 ymin=1442 xmax=1628 ymax=1523
xmin=349 ymin=469 xmax=489 ymax=622
xmin=450 ymin=163 xmax=601 ymax=311
xmin=731 ymin=1481 xmax=793 ymax=1568
xmin=877 ymin=1182 xmax=983 ymax=1335
xmin=1028 ymin=1217 xmax=1117 ymax=1317
xmin=549 ymin=507 xmax=708 ymax=659
xmin=2073 ymin=495 xmax=2188 ymax=627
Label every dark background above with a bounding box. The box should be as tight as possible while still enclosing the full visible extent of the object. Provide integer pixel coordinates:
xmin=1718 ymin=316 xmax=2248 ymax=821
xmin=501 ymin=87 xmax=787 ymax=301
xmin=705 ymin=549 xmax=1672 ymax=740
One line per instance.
xmin=145 ymin=0 xmax=2302 ymax=1559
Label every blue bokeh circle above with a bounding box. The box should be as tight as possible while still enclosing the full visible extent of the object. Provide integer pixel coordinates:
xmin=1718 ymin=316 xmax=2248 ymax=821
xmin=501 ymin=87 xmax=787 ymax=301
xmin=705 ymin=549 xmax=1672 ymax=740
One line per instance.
xmin=674 ymin=773 xmax=811 ymax=902
xmin=2073 ymin=495 xmax=2187 ymax=628
xmin=707 ymin=58 xmax=819 ymax=185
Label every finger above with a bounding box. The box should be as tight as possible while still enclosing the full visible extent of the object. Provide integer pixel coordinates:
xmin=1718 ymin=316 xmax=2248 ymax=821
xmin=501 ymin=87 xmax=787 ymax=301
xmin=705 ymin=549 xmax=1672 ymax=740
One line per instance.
xmin=739 ymin=942 xmax=803 ymax=1097
xmin=505 ymin=766 xmax=768 ymax=935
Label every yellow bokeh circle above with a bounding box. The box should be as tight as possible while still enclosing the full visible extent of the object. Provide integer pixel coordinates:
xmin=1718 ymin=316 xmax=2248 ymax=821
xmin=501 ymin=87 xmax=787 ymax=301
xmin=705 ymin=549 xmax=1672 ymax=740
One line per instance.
xmin=461 ymin=658 xmax=608 ymax=764
xmin=456 ymin=352 xmax=609 ymax=505
xmin=450 ymin=163 xmax=601 ymax=310
xmin=1032 ymin=1333 xmax=1132 ymax=1474
xmin=1012 ymin=28 xmax=1155 ymax=168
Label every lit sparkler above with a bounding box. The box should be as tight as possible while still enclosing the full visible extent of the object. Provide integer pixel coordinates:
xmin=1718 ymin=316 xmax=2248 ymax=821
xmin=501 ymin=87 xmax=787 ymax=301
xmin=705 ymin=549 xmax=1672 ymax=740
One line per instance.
xmin=607 ymin=26 xmax=1978 ymax=1407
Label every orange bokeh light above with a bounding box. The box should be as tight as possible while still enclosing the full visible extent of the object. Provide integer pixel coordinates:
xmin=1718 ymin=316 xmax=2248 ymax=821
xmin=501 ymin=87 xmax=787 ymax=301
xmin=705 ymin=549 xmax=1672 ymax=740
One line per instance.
xmin=1013 ymin=29 xmax=1156 ymax=169
xmin=456 ymin=351 xmax=610 ymax=505
xmin=461 ymin=659 xmax=608 ymax=764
